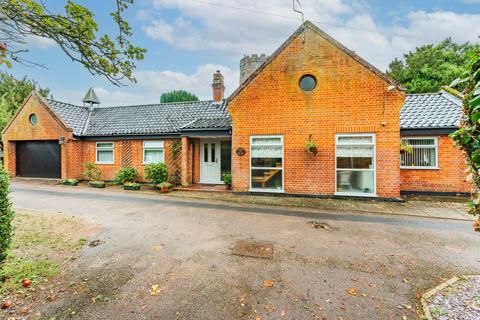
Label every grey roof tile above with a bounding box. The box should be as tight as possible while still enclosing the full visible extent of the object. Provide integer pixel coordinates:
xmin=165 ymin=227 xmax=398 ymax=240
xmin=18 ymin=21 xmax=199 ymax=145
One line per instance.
xmin=47 ymin=99 xmax=230 ymax=137
xmin=400 ymin=91 xmax=463 ymax=129
xmin=47 ymin=99 xmax=89 ymax=136
xmin=181 ymin=117 xmax=231 ymax=130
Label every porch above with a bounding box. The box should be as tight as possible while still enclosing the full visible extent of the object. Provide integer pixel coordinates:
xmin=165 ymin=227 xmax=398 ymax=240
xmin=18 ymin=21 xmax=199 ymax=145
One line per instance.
xmin=180 ymin=134 xmax=231 ymax=187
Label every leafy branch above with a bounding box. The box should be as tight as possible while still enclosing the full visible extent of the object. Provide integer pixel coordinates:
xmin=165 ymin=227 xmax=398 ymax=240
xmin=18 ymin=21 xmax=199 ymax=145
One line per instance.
xmin=449 ymin=46 xmax=480 ymax=231
xmin=0 ymin=0 xmax=146 ymax=86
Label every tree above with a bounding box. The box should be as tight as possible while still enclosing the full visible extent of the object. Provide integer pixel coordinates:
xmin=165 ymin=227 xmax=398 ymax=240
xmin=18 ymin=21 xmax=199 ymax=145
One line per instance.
xmin=0 ymin=164 xmax=14 ymax=277
xmin=0 ymin=73 xmax=49 ymax=134
xmin=160 ymin=90 xmax=199 ymax=103
xmin=387 ymin=38 xmax=479 ymax=93
xmin=0 ymin=0 xmax=146 ymax=86
xmin=449 ymin=46 xmax=480 ymax=232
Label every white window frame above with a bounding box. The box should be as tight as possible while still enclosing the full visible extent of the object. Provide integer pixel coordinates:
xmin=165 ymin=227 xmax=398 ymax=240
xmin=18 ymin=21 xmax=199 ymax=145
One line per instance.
xmin=249 ymin=135 xmax=284 ymax=193
xmin=95 ymin=142 xmax=115 ymax=164
xmin=335 ymin=133 xmax=377 ymax=197
xmin=400 ymin=137 xmax=439 ymax=170
xmin=143 ymin=140 xmax=165 ymax=164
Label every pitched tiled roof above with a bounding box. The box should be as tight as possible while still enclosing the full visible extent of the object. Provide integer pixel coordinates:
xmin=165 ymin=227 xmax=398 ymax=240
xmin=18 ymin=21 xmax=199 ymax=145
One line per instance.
xmin=181 ymin=117 xmax=231 ymax=130
xmin=47 ymin=99 xmax=90 ymax=136
xmin=401 ymin=90 xmax=463 ymax=130
xmin=46 ymin=99 xmax=230 ymax=137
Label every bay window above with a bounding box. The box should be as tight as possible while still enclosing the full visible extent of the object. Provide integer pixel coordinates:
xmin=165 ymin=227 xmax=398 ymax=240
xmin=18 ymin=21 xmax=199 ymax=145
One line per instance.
xmin=250 ymin=136 xmax=283 ymax=191
xmin=400 ymin=137 xmax=438 ymax=169
xmin=336 ymin=134 xmax=375 ymax=195
xmin=143 ymin=140 xmax=165 ymax=164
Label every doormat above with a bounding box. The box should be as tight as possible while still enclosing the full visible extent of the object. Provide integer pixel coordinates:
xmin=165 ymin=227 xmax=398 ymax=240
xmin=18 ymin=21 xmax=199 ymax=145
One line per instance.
xmin=232 ymin=240 xmax=273 ymax=259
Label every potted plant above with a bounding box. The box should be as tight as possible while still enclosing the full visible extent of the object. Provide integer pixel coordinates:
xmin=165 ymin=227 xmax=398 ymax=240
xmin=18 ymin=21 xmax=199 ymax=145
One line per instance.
xmin=304 ymin=141 xmax=317 ymax=154
xmin=115 ymin=167 xmax=139 ymax=185
xmin=123 ymin=182 xmax=141 ymax=191
xmin=83 ymin=162 xmax=105 ymax=188
xmin=61 ymin=178 xmax=78 ymax=186
xmin=222 ymin=173 xmax=232 ymax=190
xmin=157 ymin=182 xmax=172 ymax=193
xmin=400 ymin=141 xmax=413 ymax=154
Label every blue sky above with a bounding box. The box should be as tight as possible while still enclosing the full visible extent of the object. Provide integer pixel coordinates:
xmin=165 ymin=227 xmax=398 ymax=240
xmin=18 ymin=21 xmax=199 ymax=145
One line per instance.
xmin=4 ymin=0 xmax=480 ymax=105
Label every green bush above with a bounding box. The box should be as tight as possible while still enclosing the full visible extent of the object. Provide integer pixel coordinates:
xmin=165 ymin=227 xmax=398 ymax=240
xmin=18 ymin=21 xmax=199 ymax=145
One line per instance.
xmin=144 ymin=163 xmax=169 ymax=184
xmin=115 ymin=166 xmax=139 ymax=184
xmin=223 ymin=173 xmax=232 ymax=188
xmin=0 ymin=165 xmax=15 ymax=276
xmin=83 ymin=162 xmax=102 ymax=181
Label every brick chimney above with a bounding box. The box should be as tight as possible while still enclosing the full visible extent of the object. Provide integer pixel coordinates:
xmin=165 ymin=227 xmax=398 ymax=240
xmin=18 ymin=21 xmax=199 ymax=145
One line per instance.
xmin=212 ymin=70 xmax=225 ymax=102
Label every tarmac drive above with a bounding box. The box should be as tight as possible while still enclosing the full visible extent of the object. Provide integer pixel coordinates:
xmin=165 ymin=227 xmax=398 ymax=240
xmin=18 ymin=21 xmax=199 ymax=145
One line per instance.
xmin=10 ymin=180 xmax=480 ymax=320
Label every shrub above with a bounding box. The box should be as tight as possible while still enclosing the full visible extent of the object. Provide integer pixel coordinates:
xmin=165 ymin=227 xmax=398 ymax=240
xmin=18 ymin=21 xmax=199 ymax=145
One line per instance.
xmin=157 ymin=181 xmax=172 ymax=189
xmin=83 ymin=162 xmax=102 ymax=181
xmin=223 ymin=173 xmax=232 ymax=188
xmin=115 ymin=167 xmax=139 ymax=184
xmin=144 ymin=163 xmax=169 ymax=184
xmin=0 ymin=165 xmax=15 ymax=276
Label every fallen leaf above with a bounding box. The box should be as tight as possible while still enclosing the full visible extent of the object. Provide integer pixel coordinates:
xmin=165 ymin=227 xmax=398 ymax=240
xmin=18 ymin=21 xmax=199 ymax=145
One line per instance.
xmin=346 ymin=288 xmax=358 ymax=296
xmin=263 ymin=279 xmax=274 ymax=287
xmin=149 ymin=284 xmax=161 ymax=296
xmin=281 ymin=310 xmax=285 ymax=316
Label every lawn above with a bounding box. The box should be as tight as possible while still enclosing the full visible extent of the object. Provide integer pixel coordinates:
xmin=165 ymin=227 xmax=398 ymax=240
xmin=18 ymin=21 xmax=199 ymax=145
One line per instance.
xmin=0 ymin=209 xmax=97 ymax=317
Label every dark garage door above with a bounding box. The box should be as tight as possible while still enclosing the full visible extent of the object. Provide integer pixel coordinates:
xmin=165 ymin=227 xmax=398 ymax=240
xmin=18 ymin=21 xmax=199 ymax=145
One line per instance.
xmin=16 ymin=141 xmax=61 ymax=178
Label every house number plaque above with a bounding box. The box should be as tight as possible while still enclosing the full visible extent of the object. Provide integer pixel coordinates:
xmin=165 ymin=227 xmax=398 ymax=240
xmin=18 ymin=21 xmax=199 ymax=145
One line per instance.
xmin=236 ymin=147 xmax=246 ymax=156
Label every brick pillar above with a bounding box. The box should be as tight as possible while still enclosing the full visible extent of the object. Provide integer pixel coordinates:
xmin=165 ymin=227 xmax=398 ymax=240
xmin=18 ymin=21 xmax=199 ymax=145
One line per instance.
xmin=61 ymin=143 xmax=67 ymax=179
xmin=181 ymin=136 xmax=191 ymax=186
xmin=4 ymin=141 xmax=16 ymax=175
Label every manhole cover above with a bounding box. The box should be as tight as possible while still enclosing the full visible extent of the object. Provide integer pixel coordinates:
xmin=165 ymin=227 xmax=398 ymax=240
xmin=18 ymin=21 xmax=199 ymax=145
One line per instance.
xmin=232 ymin=240 xmax=273 ymax=259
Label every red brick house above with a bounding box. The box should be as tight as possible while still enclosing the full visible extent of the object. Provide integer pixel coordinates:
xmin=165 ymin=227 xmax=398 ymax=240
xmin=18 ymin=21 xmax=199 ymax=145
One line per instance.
xmin=2 ymin=21 xmax=469 ymax=198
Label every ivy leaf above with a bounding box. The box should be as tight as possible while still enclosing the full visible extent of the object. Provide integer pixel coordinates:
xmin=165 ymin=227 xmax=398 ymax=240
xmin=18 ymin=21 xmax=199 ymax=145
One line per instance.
xmin=470 ymin=95 xmax=480 ymax=109
xmin=472 ymin=111 xmax=480 ymax=124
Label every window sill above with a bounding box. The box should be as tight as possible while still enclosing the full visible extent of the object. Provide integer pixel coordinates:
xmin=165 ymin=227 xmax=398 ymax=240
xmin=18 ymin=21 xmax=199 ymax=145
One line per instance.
xmin=95 ymin=162 xmax=114 ymax=165
xmin=249 ymin=188 xmax=285 ymax=194
xmin=334 ymin=192 xmax=378 ymax=198
xmin=400 ymin=167 xmax=439 ymax=170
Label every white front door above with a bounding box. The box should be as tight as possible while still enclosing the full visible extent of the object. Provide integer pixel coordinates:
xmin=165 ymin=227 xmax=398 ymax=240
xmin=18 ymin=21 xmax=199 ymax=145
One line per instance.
xmin=200 ymin=139 xmax=222 ymax=184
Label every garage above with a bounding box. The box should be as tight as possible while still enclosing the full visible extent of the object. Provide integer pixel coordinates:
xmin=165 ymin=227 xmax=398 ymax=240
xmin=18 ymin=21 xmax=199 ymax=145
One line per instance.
xmin=16 ymin=141 xmax=61 ymax=178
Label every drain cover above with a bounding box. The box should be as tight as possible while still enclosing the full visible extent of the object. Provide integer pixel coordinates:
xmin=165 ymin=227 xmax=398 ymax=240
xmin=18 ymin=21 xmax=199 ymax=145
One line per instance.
xmin=232 ymin=240 xmax=273 ymax=259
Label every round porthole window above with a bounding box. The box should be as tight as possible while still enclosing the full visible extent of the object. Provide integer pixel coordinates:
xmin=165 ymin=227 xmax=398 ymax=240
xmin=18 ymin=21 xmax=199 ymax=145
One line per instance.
xmin=299 ymin=74 xmax=317 ymax=91
xmin=29 ymin=114 xmax=38 ymax=125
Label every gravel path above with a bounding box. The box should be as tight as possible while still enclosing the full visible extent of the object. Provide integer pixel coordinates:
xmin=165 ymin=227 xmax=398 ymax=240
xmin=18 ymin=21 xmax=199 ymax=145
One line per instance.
xmin=427 ymin=277 xmax=480 ymax=320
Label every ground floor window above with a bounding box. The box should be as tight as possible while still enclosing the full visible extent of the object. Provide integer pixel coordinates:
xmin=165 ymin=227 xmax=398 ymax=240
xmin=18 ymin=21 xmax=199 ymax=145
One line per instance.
xmin=250 ymin=136 xmax=283 ymax=191
xmin=400 ymin=137 xmax=438 ymax=169
xmin=96 ymin=142 xmax=114 ymax=164
xmin=336 ymin=134 xmax=375 ymax=195
xmin=143 ymin=140 xmax=164 ymax=164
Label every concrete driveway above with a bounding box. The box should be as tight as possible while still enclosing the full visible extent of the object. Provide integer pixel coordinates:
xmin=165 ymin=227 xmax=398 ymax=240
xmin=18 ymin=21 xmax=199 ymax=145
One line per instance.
xmin=10 ymin=180 xmax=480 ymax=320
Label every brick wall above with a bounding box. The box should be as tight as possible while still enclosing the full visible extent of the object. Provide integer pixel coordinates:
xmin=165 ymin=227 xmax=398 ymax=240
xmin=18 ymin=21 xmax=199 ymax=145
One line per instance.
xmin=229 ymin=25 xmax=405 ymax=198
xmin=400 ymin=135 xmax=470 ymax=193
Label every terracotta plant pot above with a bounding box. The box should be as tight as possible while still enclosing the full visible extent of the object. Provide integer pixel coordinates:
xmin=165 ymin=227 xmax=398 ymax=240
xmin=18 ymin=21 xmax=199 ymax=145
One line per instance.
xmin=160 ymin=187 xmax=170 ymax=193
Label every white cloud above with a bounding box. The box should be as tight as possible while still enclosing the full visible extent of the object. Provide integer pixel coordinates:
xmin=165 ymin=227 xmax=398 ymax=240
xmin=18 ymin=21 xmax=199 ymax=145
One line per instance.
xmin=142 ymin=1 xmax=480 ymax=71
xmin=55 ymin=63 xmax=237 ymax=106
xmin=135 ymin=63 xmax=237 ymax=100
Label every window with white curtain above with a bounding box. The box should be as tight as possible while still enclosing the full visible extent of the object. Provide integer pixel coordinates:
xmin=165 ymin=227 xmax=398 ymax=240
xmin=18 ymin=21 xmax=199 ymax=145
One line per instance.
xmin=336 ymin=134 xmax=375 ymax=195
xmin=250 ymin=136 xmax=283 ymax=191
xmin=96 ymin=142 xmax=114 ymax=164
xmin=143 ymin=140 xmax=165 ymax=164
xmin=400 ymin=137 xmax=438 ymax=169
